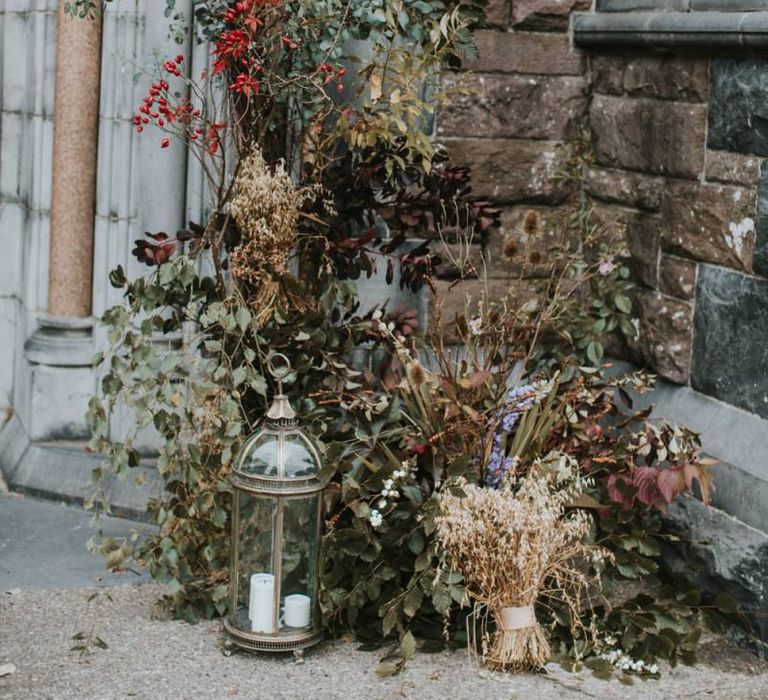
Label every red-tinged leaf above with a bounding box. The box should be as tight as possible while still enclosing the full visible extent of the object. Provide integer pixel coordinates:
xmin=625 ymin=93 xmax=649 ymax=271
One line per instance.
xmin=657 ymin=465 xmax=687 ymax=504
xmin=633 ymin=466 xmax=664 ymax=508
xmin=607 ymin=473 xmax=634 ymax=509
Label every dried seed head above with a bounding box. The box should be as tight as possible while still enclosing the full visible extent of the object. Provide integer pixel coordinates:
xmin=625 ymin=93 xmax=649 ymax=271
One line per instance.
xmin=522 ymin=210 xmax=542 ymax=237
xmin=503 ymin=238 xmax=519 ymax=260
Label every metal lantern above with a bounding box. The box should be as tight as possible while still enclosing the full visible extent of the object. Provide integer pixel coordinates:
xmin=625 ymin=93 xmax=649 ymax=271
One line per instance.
xmin=224 ymin=353 xmax=326 ymax=656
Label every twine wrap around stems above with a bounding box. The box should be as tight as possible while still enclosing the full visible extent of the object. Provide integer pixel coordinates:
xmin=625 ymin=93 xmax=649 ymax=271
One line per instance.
xmin=488 ymin=604 xmax=549 ymax=672
xmin=498 ymin=605 xmax=536 ymax=631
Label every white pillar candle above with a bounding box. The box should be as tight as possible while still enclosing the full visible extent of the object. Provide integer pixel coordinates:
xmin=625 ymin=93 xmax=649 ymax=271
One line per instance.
xmin=284 ymin=594 xmax=311 ymax=628
xmin=248 ymin=573 xmax=276 ymax=633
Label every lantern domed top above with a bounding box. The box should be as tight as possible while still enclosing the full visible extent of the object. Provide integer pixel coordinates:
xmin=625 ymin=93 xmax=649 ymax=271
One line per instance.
xmin=231 ymin=354 xmax=324 ymax=495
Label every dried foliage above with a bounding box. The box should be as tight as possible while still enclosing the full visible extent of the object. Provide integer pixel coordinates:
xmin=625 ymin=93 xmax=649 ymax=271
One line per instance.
xmin=436 ymin=474 xmax=599 ymax=671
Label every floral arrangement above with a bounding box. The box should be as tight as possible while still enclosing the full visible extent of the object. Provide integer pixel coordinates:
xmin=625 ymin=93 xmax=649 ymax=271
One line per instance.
xmin=73 ymin=0 xmax=744 ymax=684
xmin=436 ymin=472 xmax=601 ymax=671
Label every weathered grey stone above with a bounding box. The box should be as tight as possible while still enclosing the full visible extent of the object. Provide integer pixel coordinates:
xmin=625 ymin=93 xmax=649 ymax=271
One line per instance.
xmin=709 ymin=58 xmax=768 ymax=157
xmin=658 ymin=254 xmax=697 ymax=300
xmin=636 ymin=373 xmax=768 ymax=533
xmin=691 ymin=0 xmax=768 ymax=9
xmin=706 ymin=150 xmax=762 ymax=187
xmin=442 ymin=137 xmax=568 ymax=204
xmin=661 ymin=180 xmax=756 ymax=271
xmin=585 ymin=167 xmax=664 ymax=211
xmin=664 ymin=496 xmax=768 ymax=642
xmin=470 ymin=30 xmax=584 ymax=75
xmin=754 ymin=160 xmax=768 ymax=276
xmin=439 ymin=74 xmax=586 ymax=140
xmin=590 ymin=94 xmax=707 ymax=178
xmin=511 ymin=0 xmax=591 ymax=31
xmin=597 ymin=0 xmax=689 ymax=9
xmin=590 ymin=54 xmax=709 ymax=102
xmin=0 ymin=412 xmax=164 ymax=518
xmin=636 ymin=289 xmax=693 ymax=384
xmin=692 ymin=265 xmax=768 ymax=419
xmin=574 ymin=11 xmax=768 ymax=51
xmin=591 ymin=204 xmax=660 ymax=286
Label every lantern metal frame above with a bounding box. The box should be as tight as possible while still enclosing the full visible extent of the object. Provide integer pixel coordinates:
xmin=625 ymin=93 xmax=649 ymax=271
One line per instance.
xmin=224 ymin=354 xmax=327 ymax=655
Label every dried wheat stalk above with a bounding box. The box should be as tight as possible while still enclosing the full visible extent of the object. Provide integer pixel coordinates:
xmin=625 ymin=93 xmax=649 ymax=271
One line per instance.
xmin=436 ymin=472 xmax=599 ymax=672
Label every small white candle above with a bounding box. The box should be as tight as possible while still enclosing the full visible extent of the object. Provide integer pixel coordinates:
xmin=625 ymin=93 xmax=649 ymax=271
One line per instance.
xmin=248 ymin=573 xmax=275 ymax=633
xmin=284 ymin=594 xmax=311 ymax=628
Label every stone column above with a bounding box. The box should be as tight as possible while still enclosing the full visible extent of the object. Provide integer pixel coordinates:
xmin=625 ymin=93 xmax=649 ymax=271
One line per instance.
xmin=48 ymin=4 xmax=103 ymax=318
xmin=23 ymin=6 xmax=103 ymax=441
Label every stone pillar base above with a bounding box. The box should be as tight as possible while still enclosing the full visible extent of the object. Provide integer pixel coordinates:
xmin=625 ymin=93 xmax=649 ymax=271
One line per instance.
xmin=22 ymin=316 xmax=96 ymax=441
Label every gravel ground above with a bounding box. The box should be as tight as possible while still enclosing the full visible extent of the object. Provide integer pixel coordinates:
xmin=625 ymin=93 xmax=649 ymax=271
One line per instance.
xmin=1 ymin=585 xmax=767 ymax=700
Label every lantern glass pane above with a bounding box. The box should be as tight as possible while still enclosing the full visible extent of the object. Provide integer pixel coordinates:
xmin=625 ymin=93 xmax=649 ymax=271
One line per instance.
xmin=240 ymin=433 xmax=279 ymax=477
xmin=279 ymin=495 xmax=320 ymax=631
xmin=283 ymin=434 xmax=318 ymax=478
xmin=232 ymin=492 xmax=278 ymax=634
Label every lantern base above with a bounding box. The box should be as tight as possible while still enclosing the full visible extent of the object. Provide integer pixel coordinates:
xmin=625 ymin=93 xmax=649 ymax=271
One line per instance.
xmin=223 ymin=618 xmax=323 ymax=654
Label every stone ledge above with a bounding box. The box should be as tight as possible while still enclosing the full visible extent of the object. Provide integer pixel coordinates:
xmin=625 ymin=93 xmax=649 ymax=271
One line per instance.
xmin=574 ymin=11 xmax=768 ymax=50
xmin=664 ymin=496 xmax=768 ymax=645
xmin=0 ymin=413 xmax=163 ymax=520
xmin=621 ymin=366 xmax=768 ymax=533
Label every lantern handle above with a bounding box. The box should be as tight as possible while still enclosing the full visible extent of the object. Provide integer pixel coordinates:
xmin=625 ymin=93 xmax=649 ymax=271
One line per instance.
xmin=266 ymin=352 xmax=292 ymax=392
xmin=265 ymin=354 xmax=296 ymax=425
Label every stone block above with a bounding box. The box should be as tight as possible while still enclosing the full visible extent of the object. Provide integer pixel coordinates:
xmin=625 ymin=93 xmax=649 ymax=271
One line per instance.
xmin=661 ymin=180 xmax=756 ymax=271
xmin=443 ymin=137 xmax=568 ymax=204
xmin=591 ymin=204 xmax=660 ymax=287
xmin=484 ymin=0 xmax=510 ymax=27
xmin=636 ymin=289 xmax=693 ymax=384
xmin=709 ymin=58 xmax=768 ymax=157
xmin=0 ymin=299 xmax=18 ymax=408
xmin=644 ymin=376 xmax=768 ymax=498
xmin=658 ymin=254 xmax=697 ymax=300
xmin=664 ymin=496 xmax=768 ymax=642
xmin=597 ymin=0 xmax=689 ymax=9
xmin=25 ymin=364 xmax=95 ymax=441
xmin=469 ymin=30 xmax=584 ymax=75
xmin=0 ymin=203 xmax=25 ymax=296
xmin=585 ymin=167 xmax=664 ymax=211
xmin=429 ymin=277 xmax=535 ymax=341
xmin=691 ymin=0 xmax=768 ymax=9
xmin=590 ymin=54 xmax=709 ymax=102
xmin=511 ymin=0 xmax=591 ymax=32
xmin=706 ymin=150 xmax=761 ymax=187
xmin=692 ymin=265 xmax=768 ymax=419
xmin=590 ymin=95 xmax=707 ymax=179
xmin=754 ymin=161 xmax=768 ymax=277
xmin=439 ymin=74 xmax=587 ymax=140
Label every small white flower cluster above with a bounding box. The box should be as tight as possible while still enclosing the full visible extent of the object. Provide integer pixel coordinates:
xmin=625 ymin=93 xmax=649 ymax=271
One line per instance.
xmin=600 ymin=639 xmax=659 ymax=675
xmin=368 ymin=461 xmax=413 ymax=528
xmin=468 ymin=317 xmax=483 ymax=336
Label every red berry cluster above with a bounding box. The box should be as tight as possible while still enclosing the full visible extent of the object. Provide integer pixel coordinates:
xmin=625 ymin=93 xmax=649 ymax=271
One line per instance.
xmin=319 ymin=63 xmax=346 ymax=93
xmin=132 ymin=53 xmax=227 ymax=153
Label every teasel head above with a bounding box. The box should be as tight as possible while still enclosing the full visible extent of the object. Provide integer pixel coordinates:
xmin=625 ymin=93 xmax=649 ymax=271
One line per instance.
xmin=522 ymin=210 xmax=542 ymax=238
xmin=503 ymin=237 xmax=519 ymax=260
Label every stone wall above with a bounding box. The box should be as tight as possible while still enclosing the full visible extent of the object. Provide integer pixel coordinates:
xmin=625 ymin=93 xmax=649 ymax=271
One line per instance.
xmin=438 ymin=1 xmax=768 ymax=418
xmin=436 ymin=2 xmax=768 ymax=545
xmin=436 ymin=0 xmax=590 ymax=319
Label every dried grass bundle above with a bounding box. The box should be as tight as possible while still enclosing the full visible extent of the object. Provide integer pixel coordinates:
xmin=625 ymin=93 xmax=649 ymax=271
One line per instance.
xmin=229 ymin=147 xmax=316 ymax=323
xmin=436 ymin=473 xmax=597 ymax=672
